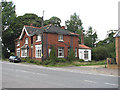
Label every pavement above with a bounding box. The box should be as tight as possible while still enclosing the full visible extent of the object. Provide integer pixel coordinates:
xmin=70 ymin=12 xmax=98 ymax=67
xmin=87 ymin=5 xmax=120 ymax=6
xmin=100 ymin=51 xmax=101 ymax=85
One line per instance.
xmin=1 ymin=61 xmax=119 ymax=88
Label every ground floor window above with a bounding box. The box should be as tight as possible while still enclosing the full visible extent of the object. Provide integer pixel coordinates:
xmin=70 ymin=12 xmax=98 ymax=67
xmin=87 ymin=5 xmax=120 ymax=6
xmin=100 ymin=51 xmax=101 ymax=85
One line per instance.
xmin=84 ymin=51 xmax=88 ymax=59
xmin=58 ymin=47 xmax=64 ymax=58
xmin=49 ymin=48 xmax=51 ymax=55
xmin=68 ymin=47 xmax=70 ymax=56
xmin=21 ymin=48 xmax=28 ymax=57
xmin=35 ymin=45 xmax=42 ymax=58
xmin=17 ymin=48 xmax=20 ymax=57
xmin=75 ymin=48 xmax=77 ymax=57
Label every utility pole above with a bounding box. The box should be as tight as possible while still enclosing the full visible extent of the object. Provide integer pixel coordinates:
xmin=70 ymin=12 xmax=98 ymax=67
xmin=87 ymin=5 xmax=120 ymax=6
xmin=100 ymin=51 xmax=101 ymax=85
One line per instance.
xmin=42 ymin=10 xmax=45 ymax=27
xmin=41 ymin=10 xmax=45 ymax=62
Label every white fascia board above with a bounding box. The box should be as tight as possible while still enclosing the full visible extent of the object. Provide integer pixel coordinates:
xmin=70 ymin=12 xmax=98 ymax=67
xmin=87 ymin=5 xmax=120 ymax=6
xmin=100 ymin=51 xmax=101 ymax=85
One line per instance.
xmin=19 ymin=26 xmax=29 ymax=40
xmin=113 ymin=30 xmax=120 ymax=37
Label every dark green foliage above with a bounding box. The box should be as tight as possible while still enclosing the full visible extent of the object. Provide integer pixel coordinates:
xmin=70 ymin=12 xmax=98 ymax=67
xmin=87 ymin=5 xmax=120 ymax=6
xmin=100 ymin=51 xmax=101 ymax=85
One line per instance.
xmin=44 ymin=16 xmax=61 ymax=27
xmin=67 ymin=48 xmax=75 ymax=62
xmin=79 ymin=59 xmax=84 ymax=62
xmin=92 ymin=30 xmax=116 ymax=61
xmin=84 ymin=26 xmax=98 ymax=48
xmin=65 ymin=13 xmax=83 ymax=33
xmin=49 ymin=45 xmax=57 ymax=61
xmin=22 ymin=57 xmax=42 ymax=65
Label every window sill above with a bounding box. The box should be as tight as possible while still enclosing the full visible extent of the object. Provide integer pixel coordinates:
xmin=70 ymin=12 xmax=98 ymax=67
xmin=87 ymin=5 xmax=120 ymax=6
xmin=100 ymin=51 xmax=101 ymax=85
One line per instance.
xmin=58 ymin=56 xmax=64 ymax=58
xmin=58 ymin=40 xmax=64 ymax=42
xmin=36 ymin=40 xmax=41 ymax=42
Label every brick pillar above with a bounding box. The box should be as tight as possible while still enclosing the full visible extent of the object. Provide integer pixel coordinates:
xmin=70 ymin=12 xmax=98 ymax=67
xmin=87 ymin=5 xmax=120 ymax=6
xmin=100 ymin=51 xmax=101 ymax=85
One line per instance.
xmin=116 ymin=37 xmax=120 ymax=65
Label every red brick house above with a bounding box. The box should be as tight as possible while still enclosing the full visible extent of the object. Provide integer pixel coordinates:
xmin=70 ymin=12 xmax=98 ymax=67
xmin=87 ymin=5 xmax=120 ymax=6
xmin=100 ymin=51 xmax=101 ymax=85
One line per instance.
xmin=15 ymin=24 xmax=79 ymax=61
xmin=114 ymin=30 xmax=120 ymax=64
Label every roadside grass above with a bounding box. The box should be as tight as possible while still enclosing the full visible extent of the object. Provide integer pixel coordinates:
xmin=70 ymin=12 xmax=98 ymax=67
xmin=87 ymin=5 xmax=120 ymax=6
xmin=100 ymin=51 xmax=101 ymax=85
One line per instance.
xmin=44 ymin=60 xmax=106 ymax=67
xmin=2 ymin=58 xmax=106 ymax=67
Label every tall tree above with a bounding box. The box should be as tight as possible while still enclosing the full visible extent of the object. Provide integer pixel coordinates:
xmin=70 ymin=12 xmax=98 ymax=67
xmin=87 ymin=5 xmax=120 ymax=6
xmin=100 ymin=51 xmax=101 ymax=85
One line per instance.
xmin=65 ymin=13 xmax=83 ymax=33
xmin=84 ymin=26 xmax=98 ymax=48
xmin=44 ymin=16 xmax=61 ymax=27
xmin=2 ymin=1 xmax=16 ymax=58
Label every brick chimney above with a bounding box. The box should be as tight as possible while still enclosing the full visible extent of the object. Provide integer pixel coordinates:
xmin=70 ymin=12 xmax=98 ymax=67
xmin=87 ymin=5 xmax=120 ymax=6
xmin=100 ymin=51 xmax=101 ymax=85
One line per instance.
xmin=81 ymin=30 xmax=84 ymax=45
xmin=61 ymin=26 xmax=65 ymax=29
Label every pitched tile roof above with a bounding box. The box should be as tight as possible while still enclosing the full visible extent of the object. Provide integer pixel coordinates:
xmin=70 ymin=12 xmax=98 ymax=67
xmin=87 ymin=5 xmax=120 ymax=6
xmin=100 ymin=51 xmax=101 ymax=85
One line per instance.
xmin=79 ymin=44 xmax=91 ymax=49
xmin=24 ymin=24 xmax=79 ymax=36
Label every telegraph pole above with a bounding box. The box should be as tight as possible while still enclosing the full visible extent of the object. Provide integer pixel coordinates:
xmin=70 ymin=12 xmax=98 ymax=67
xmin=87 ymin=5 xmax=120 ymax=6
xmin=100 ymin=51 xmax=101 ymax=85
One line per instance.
xmin=42 ymin=10 xmax=45 ymax=27
xmin=41 ymin=10 xmax=45 ymax=62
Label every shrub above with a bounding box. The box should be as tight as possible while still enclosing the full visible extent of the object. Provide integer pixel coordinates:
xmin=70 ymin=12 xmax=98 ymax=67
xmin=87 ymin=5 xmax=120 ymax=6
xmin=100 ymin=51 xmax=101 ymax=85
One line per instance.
xmin=67 ymin=47 xmax=75 ymax=62
xmin=56 ymin=58 xmax=66 ymax=63
xmin=49 ymin=45 xmax=57 ymax=62
xmin=79 ymin=59 xmax=84 ymax=62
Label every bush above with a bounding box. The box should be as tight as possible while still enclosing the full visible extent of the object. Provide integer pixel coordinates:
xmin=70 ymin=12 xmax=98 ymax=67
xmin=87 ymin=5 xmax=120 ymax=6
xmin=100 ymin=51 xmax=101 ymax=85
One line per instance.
xmin=49 ymin=45 xmax=57 ymax=62
xmin=67 ymin=48 xmax=75 ymax=62
xmin=79 ymin=59 xmax=84 ymax=62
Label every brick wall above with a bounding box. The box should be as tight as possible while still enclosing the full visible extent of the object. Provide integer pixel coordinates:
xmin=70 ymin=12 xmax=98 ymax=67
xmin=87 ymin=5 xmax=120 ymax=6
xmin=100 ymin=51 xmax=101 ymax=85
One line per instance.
xmin=116 ymin=37 xmax=120 ymax=64
xmin=43 ymin=33 xmax=79 ymax=59
xmin=15 ymin=31 xmax=79 ymax=61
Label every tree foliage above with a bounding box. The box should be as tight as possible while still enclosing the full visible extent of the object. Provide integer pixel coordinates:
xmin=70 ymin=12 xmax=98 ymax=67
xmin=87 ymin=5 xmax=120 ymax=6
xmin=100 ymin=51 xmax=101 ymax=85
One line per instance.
xmin=65 ymin=13 xmax=83 ymax=33
xmin=44 ymin=16 xmax=61 ymax=27
xmin=92 ymin=30 xmax=116 ymax=61
xmin=84 ymin=26 xmax=98 ymax=48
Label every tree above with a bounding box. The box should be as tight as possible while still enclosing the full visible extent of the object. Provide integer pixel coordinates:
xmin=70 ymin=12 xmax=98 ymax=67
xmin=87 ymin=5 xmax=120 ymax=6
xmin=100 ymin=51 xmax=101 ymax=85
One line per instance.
xmin=84 ymin=26 xmax=98 ymax=48
xmin=44 ymin=16 xmax=61 ymax=27
xmin=2 ymin=1 xmax=16 ymax=58
xmin=65 ymin=13 xmax=83 ymax=33
xmin=92 ymin=30 xmax=116 ymax=61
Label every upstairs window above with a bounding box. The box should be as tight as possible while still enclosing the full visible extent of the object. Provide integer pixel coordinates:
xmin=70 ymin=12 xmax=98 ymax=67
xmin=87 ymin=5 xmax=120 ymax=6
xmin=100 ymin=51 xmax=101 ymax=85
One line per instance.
xmin=58 ymin=35 xmax=63 ymax=41
xmin=36 ymin=34 xmax=41 ymax=42
xmin=25 ymin=38 xmax=28 ymax=44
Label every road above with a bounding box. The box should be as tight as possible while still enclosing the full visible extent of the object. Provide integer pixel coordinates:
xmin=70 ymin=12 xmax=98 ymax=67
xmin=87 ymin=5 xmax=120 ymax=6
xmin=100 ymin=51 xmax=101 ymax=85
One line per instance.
xmin=1 ymin=61 xmax=119 ymax=88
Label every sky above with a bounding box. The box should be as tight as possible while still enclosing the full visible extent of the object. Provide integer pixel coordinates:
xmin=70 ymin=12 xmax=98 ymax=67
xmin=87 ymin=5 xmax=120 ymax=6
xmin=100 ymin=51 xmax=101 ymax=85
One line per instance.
xmin=7 ymin=0 xmax=119 ymax=40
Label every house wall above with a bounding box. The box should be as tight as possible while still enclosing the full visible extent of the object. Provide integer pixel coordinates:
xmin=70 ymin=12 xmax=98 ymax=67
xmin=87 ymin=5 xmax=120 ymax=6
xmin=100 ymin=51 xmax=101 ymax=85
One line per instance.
xmin=15 ymin=30 xmax=79 ymax=61
xmin=116 ymin=37 xmax=120 ymax=64
xmin=78 ymin=49 xmax=91 ymax=61
xmin=43 ymin=33 xmax=79 ymax=59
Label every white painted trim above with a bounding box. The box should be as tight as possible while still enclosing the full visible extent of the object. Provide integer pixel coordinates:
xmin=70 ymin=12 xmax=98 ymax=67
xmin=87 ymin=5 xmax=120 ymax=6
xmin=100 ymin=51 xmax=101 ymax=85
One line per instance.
xmin=113 ymin=30 xmax=120 ymax=37
xmin=19 ymin=26 xmax=29 ymax=40
xmin=35 ymin=44 xmax=42 ymax=58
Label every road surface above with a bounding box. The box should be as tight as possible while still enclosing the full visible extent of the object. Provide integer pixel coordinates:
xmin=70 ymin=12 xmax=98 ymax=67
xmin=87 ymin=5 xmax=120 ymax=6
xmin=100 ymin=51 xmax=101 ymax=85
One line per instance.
xmin=1 ymin=61 xmax=119 ymax=88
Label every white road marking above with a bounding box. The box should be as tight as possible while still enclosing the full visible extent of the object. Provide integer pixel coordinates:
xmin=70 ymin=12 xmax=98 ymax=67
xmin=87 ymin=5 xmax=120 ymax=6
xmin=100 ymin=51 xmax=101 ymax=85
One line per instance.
xmin=104 ymin=83 xmax=119 ymax=86
xmin=84 ymin=80 xmax=97 ymax=83
xmin=1 ymin=61 xmax=119 ymax=77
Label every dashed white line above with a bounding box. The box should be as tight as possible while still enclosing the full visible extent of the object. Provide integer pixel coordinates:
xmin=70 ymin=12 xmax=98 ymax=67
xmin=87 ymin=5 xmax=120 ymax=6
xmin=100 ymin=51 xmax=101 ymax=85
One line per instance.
xmin=104 ymin=83 xmax=119 ymax=86
xmin=84 ymin=80 xmax=97 ymax=83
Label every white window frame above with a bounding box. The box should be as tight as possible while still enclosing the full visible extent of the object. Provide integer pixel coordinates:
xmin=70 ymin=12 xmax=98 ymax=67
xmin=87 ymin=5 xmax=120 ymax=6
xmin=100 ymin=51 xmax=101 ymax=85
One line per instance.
xmin=49 ymin=48 xmax=51 ymax=55
xmin=58 ymin=35 xmax=63 ymax=41
xmin=25 ymin=38 xmax=28 ymax=44
xmin=17 ymin=48 xmax=20 ymax=57
xmin=84 ymin=51 xmax=88 ymax=59
xmin=75 ymin=48 xmax=77 ymax=57
xmin=35 ymin=45 xmax=42 ymax=58
xmin=36 ymin=34 xmax=41 ymax=42
xmin=21 ymin=48 xmax=28 ymax=57
xmin=58 ymin=47 xmax=64 ymax=58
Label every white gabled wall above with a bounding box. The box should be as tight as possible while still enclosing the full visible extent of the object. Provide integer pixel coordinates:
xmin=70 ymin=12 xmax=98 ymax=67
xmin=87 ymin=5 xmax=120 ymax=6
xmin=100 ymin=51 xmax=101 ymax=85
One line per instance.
xmin=79 ymin=49 xmax=91 ymax=61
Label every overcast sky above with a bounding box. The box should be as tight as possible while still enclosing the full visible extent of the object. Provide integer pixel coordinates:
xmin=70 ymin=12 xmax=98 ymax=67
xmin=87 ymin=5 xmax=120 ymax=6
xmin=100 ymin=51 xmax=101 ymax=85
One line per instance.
xmin=7 ymin=0 xmax=119 ymax=40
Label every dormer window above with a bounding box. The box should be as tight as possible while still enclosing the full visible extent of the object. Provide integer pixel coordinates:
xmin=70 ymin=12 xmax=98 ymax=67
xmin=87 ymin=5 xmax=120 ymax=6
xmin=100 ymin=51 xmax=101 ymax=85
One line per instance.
xmin=58 ymin=35 xmax=63 ymax=41
xmin=36 ymin=34 xmax=41 ymax=42
xmin=25 ymin=38 xmax=28 ymax=44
